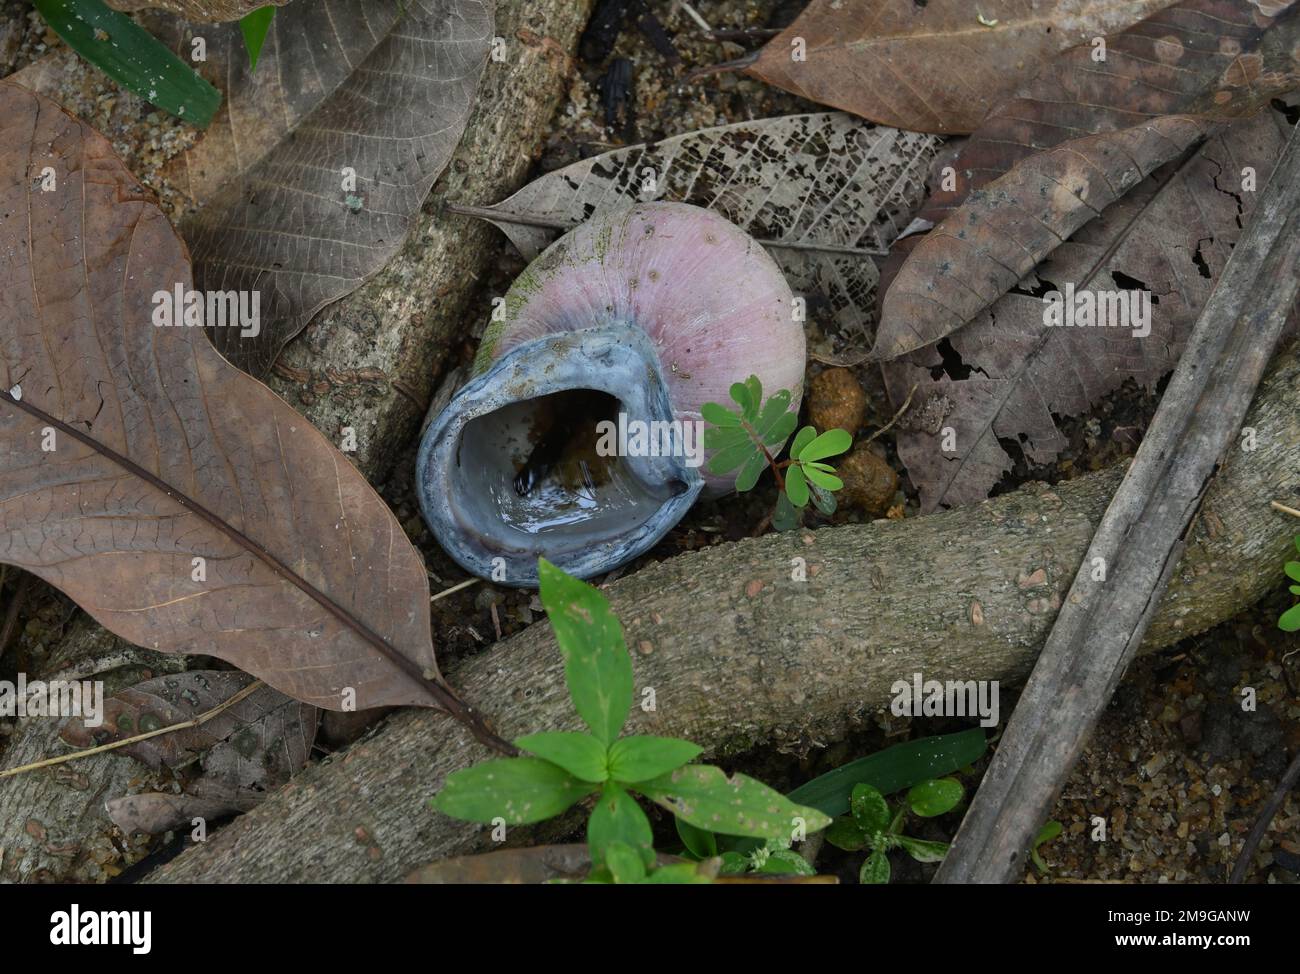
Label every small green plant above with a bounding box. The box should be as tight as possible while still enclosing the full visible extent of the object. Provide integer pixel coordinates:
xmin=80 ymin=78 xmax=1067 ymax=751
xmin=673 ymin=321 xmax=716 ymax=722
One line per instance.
xmin=1030 ymin=820 xmax=1064 ymax=875
xmin=1278 ymin=535 xmax=1300 ymax=631
xmin=674 ymin=730 xmax=987 ymax=876
xmin=431 ymin=558 xmax=831 ymax=883
xmin=824 ymin=778 xmax=963 ymax=884
xmin=702 ymin=375 xmax=852 ymax=531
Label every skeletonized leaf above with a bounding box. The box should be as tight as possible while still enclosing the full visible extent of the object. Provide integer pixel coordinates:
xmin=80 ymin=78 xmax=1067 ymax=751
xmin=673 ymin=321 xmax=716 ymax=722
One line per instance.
xmin=0 ymin=83 xmax=451 ymax=713
xmin=875 ymin=0 xmax=1300 ymax=359
xmin=883 ymin=108 xmax=1294 ymax=510
xmin=745 ymin=0 xmax=1171 ymax=134
xmin=106 ymin=0 xmax=290 ymax=20
xmin=154 ymin=0 xmax=490 ymax=376
xmin=448 ymin=114 xmax=941 ymax=361
xmin=60 ymin=671 xmax=316 ymax=782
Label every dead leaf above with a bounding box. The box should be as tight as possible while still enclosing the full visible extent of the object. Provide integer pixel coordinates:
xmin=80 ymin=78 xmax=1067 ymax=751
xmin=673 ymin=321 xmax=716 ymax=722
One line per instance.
xmin=882 ymin=108 xmax=1294 ymax=510
xmin=404 ymin=844 xmax=707 ymax=883
xmin=0 ymin=83 xmax=453 ymax=714
xmin=61 ymin=670 xmax=315 ymax=835
xmin=745 ymin=0 xmax=1173 ymax=134
xmin=875 ymin=0 xmax=1300 ymax=358
xmin=60 ymin=671 xmax=316 ymax=784
xmin=152 ymin=0 xmax=492 ymax=376
xmin=105 ymin=0 xmax=290 ymax=21
xmin=446 ymin=113 xmax=941 ymax=361
xmin=105 ymin=787 xmax=259 ymax=835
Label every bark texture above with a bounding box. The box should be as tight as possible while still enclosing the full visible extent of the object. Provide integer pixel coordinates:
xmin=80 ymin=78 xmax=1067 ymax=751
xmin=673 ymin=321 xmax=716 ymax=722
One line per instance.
xmin=145 ymin=346 xmax=1300 ymax=883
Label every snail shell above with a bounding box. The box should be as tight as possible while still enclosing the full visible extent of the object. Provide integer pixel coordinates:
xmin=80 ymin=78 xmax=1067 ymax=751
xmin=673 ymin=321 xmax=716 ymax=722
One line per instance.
xmin=417 ymin=202 xmax=805 ymax=585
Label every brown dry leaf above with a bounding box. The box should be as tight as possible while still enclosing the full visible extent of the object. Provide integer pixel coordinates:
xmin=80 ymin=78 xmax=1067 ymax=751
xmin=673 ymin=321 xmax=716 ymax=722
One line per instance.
xmin=0 ymin=83 xmax=455 ymax=715
xmin=875 ymin=0 xmax=1300 ymax=359
xmin=105 ymin=0 xmax=290 ymax=21
xmin=104 ymin=790 xmax=257 ymax=835
xmin=61 ymin=671 xmax=316 ymax=835
xmin=744 ymin=0 xmax=1174 ymax=134
xmin=122 ymin=0 xmax=490 ymax=377
xmin=882 ymin=107 xmax=1294 ymax=510
xmin=405 ymin=844 xmax=598 ymax=884
xmin=60 ymin=671 xmax=316 ymax=780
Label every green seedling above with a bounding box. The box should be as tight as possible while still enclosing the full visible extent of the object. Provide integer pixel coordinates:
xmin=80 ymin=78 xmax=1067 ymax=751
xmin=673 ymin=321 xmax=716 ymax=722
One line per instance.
xmin=702 ymin=375 xmax=852 ymax=530
xmin=431 ymin=558 xmax=831 ymax=883
xmin=825 ymin=778 xmax=964 ymax=884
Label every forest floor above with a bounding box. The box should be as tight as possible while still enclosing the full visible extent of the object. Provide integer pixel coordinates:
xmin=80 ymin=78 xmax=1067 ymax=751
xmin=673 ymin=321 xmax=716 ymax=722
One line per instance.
xmin=0 ymin=0 xmax=1296 ymax=883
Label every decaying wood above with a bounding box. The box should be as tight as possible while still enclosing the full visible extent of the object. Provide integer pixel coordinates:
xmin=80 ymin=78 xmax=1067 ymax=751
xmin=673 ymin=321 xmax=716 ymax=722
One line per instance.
xmin=0 ymin=0 xmax=594 ymax=883
xmin=935 ymin=123 xmax=1300 ymax=884
xmin=141 ymin=342 xmax=1300 ymax=883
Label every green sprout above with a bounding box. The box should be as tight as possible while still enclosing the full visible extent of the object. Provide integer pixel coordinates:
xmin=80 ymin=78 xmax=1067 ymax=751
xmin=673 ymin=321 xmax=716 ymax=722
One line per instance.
xmin=1030 ymin=820 xmax=1064 ymax=875
xmin=431 ymin=558 xmax=831 ymax=884
xmin=1279 ymin=535 xmax=1300 ymax=631
xmin=702 ymin=375 xmax=852 ymax=531
xmin=824 ymin=778 xmax=964 ymax=884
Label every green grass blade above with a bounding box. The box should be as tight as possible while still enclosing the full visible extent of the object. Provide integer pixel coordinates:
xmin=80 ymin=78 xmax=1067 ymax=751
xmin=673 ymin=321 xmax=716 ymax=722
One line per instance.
xmin=240 ymin=5 xmax=277 ymax=72
xmin=34 ymin=0 xmax=221 ymax=128
xmin=787 ymin=729 xmax=987 ymax=817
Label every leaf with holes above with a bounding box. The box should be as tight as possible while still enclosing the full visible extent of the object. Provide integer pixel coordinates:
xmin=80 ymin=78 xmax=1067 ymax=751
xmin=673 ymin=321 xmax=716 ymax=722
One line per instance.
xmin=446 ymin=114 xmax=941 ymax=362
xmin=0 ymin=83 xmax=474 ymax=719
xmin=875 ymin=0 xmax=1300 ymax=359
xmin=744 ymin=0 xmax=1170 ymax=134
xmin=883 ymin=108 xmax=1296 ymax=511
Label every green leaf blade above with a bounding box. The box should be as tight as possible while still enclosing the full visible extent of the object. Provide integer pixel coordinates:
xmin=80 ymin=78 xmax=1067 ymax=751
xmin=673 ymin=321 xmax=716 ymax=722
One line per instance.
xmin=515 ymin=731 xmax=607 ymax=783
xmin=907 ymin=777 xmax=964 ymax=817
xmin=797 ymin=428 xmax=853 ymax=462
xmin=675 ymin=816 xmax=718 ymax=859
xmin=588 ymin=785 xmax=654 ymax=868
xmin=239 ymin=5 xmax=277 ymax=72
xmin=608 ymin=735 xmax=703 ymax=783
xmin=849 ymin=783 xmax=891 ymax=835
xmin=701 ymin=401 xmax=741 ymax=427
xmin=431 ymin=757 xmax=596 ymax=825
xmin=538 ymin=559 xmax=634 ymax=745
xmin=34 ymin=0 xmax=222 ymax=127
xmin=803 ymin=466 xmax=844 ymax=491
xmin=785 ymin=464 xmax=810 ymax=507
xmin=787 ymin=730 xmax=987 ymax=818
xmin=638 ymin=764 xmax=831 ymax=841
xmin=860 ymin=849 xmax=891 ymax=884
xmin=897 ymin=835 xmax=949 ymax=863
